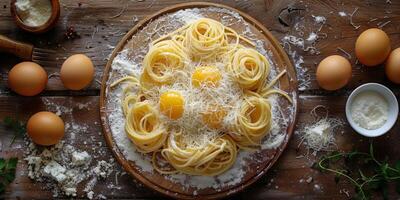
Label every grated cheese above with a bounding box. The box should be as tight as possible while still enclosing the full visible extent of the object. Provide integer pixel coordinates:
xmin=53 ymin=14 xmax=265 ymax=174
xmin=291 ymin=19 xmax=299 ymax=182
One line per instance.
xmin=106 ymin=6 xmax=294 ymax=191
xmin=299 ymin=106 xmax=344 ymax=154
xmin=142 ymin=60 xmax=244 ymax=148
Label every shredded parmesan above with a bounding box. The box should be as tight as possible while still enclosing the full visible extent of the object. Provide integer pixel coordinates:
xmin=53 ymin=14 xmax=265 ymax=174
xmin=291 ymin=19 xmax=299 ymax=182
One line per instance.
xmin=298 ymin=106 xmax=344 ymax=154
xmin=143 ymin=60 xmax=244 ymax=148
xmin=105 ymin=6 xmax=294 ymax=191
xmin=349 ymin=7 xmax=361 ymax=30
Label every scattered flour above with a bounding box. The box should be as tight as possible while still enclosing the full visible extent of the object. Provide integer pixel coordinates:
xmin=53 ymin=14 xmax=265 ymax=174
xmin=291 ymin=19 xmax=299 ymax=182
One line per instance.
xmin=306 ymin=32 xmax=318 ymax=43
xmin=312 ymin=15 xmax=326 ymax=24
xmin=281 ymin=13 xmax=327 ymax=91
xmin=24 ymin=139 xmax=116 ymax=197
xmin=338 ymin=11 xmax=347 ymax=17
xmin=42 ymin=98 xmax=73 ymax=116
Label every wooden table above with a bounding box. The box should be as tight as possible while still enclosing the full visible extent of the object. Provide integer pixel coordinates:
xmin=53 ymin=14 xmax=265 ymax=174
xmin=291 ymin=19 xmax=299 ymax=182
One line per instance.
xmin=1 ymin=0 xmax=399 ymax=199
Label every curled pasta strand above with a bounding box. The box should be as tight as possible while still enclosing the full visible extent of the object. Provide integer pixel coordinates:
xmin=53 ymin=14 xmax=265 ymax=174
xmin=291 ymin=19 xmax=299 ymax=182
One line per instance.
xmin=152 ymin=150 xmax=178 ymax=175
xmin=184 ymin=18 xmax=228 ymax=60
xmin=230 ymin=95 xmax=272 ymax=148
xmin=142 ymin=40 xmax=189 ymax=84
xmin=228 ymin=47 xmax=270 ymax=91
xmin=111 ymin=76 xmax=141 ymax=115
xmin=160 ymin=133 xmax=237 ymax=176
xmin=261 ymin=69 xmax=287 ymax=92
xmin=125 ymin=101 xmax=167 ymax=153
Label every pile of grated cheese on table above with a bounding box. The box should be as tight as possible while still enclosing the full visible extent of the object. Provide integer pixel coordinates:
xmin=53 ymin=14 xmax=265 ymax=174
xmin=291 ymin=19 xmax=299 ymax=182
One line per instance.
xmin=297 ymin=105 xmax=344 ymax=155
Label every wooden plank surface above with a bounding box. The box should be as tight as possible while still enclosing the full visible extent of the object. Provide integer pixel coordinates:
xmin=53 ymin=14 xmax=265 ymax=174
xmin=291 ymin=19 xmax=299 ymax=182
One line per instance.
xmin=0 ymin=0 xmax=399 ymax=199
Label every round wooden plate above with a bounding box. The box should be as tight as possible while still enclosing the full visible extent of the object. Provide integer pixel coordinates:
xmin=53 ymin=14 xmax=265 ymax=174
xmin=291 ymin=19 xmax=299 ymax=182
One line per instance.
xmin=100 ymin=2 xmax=298 ymax=199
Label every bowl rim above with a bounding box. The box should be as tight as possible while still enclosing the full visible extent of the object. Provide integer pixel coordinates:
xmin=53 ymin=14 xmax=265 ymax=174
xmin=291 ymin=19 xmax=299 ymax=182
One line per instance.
xmin=10 ymin=0 xmax=60 ymax=33
xmin=345 ymin=82 xmax=398 ymax=137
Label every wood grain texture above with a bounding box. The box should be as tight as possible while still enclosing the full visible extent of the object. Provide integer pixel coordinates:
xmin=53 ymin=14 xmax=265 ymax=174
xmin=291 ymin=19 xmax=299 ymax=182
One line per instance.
xmin=0 ymin=0 xmax=399 ymax=199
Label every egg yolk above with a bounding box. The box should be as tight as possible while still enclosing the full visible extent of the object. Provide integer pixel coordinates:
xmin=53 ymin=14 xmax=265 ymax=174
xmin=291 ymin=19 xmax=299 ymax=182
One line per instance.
xmin=192 ymin=66 xmax=222 ymax=88
xmin=202 ymin=106 xmax=226 ymax=129
xmin=159 ymin=91 xmax=184 ymax=120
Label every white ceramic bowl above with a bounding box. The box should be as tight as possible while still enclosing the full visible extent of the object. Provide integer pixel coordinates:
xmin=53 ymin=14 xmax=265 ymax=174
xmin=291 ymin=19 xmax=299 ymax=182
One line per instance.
xmin=345 ymin=83 xmax=398 ymax=137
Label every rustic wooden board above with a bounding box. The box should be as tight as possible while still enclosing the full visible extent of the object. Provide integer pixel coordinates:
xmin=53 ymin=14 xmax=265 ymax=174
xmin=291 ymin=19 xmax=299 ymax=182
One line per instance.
xmin=2 ymin=94 xmax=400 ymax=199
xmin=1 ymin=0 xmax=400 ymax=199
xmin=100 ymin=2 xmax=298 ymax=199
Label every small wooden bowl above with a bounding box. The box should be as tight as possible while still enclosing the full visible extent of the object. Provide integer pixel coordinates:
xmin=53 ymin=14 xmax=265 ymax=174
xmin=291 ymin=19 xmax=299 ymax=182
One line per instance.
xmin=10 ymin=0 xmax=60 ymax=33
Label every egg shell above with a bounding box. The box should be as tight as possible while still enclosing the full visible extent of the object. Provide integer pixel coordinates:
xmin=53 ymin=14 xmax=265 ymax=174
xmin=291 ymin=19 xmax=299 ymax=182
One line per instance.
xmin=8 ymin=62 xmax=47 ymax=96
xmin=60 ymin=54 xmax=94 ymax=90
xmin=27 ymin=111 xmax=65 ymax=146
xmin=316 ymin=55 xmax=352 ymax=91
xmin=385 ymin=48 xmax=400 ymax=84
xmin=355 ymin=28 xmax=391 ymax=66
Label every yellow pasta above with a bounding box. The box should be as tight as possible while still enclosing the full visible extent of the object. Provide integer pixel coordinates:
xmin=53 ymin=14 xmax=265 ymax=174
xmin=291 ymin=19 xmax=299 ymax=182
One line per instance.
xmin=230 ymin=94 xmax=272 ymax=149
xmin=184 ymin=18 xmax=228 ymax=60
xmin=142 ymin=40 xmax=189 ymax=85
xmin=126 ymin=101 xmax=167 ymax=153
xmin=161 ymin=133 xmax=237 ymax=176
xmin=228 ymin=46 xmax=270 ymax=91
xmin=110 ymin=18 xmax=292 ymax=176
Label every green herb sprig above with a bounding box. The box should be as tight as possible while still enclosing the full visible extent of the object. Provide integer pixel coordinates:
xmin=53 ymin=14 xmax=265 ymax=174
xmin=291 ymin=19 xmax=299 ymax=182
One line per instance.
xmin=2 ymin=117 xmax=26 ymax=146
xmin=315 ymin=142 xmax=400 ymax=200
xmin=0 ymin=158 xmax=18 ymax=194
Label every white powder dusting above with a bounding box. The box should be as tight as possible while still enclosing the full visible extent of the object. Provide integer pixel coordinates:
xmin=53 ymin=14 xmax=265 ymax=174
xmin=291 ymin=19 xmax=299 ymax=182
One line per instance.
xmin=306 ymin=32 xmax=318 ymax=43
xmin=351 ymin=91 xmax=388 ymax=130
xmin=338 ymin=11 xmax=347 ymax=17
xmin=281 ymin=14 xmax=327 ymax=91
xmin=282 ymin=46 xmax=309 ymax=91
xmin=314 ymin=184 xmax=321 ymax=191
xmin=42 ymin=98 xmax=72 ymax=116
xmin=24 ymin=139 xmax=116 ymax=197
xmin=104 ymin=7 xmax=294 ymax=193
xmin=312 ymin=15 xmax=326 ymax=24
xmin=24 ymin=98 xmax=119 ymax=198
xmin=262 ymin=133 xmax=286 ymax=149
xmin=15 ymin=0 xmax=52 ymax=27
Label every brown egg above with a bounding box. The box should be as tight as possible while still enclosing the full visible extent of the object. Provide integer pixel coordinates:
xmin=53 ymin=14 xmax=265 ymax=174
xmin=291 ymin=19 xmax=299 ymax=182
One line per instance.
xmin=27 ymin=111 xmax=65 ymax=146
xmin=355 ymin=28 xmax=391 ymax=66
xmin=60 ymin=54 xmax=94 ymax=90
xmin=8 ymin=62 xmax=47 ymax=96
xmin=385 ymin=48 xmax=400 ymax=84
xmin=316 ymin=55 xmax=352 ymax=90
